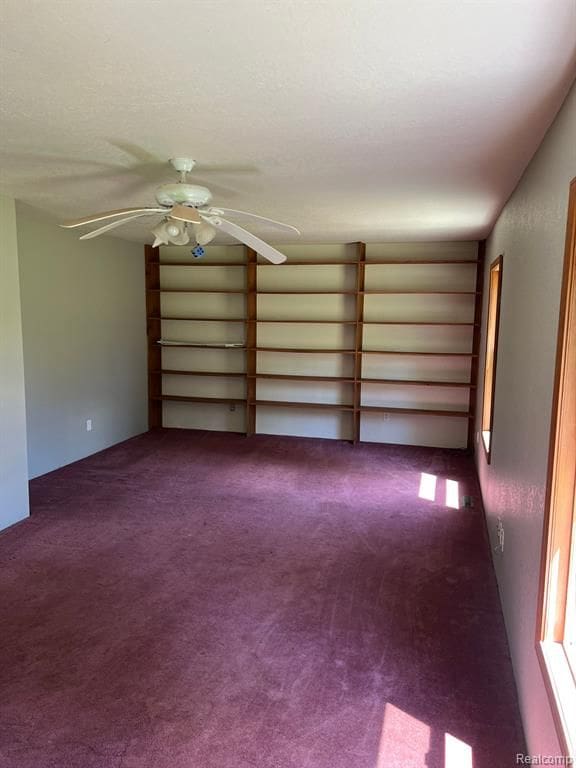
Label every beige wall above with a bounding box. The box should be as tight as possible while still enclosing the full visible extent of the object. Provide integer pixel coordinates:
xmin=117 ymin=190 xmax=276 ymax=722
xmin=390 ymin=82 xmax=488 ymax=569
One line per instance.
xmin=16 ymin=203 xmax=148 ymax=478
xmin=0 ymin=195 xmax=29 ymax=531
xmin=475 ymin=83 xmax=576 ymax=755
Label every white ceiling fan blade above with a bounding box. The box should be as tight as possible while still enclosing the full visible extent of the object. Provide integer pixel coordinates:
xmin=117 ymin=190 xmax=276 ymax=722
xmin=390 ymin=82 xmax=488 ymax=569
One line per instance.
xmin=79 ymin=212 xmax=161 ymax=240
xmin=204 ymin=216 xmax=287 ymax=264
xmin=167 ymin=204 xmax=202 ymax=224
xmin=205 ymin=207 xmax=300 ymax=235
xmin=60 ymin=207 xmax=168 ymax=229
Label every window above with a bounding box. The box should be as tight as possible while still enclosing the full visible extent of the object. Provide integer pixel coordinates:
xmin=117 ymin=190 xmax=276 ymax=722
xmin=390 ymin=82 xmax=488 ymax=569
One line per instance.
xmin=481 ymin=255 xmax=503 ymax=462
xmin=537 ymin=177 xmax=576 ymax=758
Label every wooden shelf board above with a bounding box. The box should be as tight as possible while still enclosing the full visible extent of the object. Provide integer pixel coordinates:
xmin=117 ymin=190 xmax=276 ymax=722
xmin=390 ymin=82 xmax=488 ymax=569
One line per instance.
xmin=156 ymin=345 xmax=473 ymax=356
xmin=258 ymin=290 xmax=357 ymax=295
xmin=360 ymin=405 xmax=472 ymax=418
xmin=160 ymin=261 xmax=246 ymax=267
xmin=153 ymin=316 xmax=246 ymax=322
xmin=157 ymin=342 xmax=246 ymax=350
xmin=361 ymin=378 xmax=475 ymax=388
xmin=154 ymin=289 xmax=475 ymax=296
xmin=363 ymin=321 xmax=476 ymax=326
xmin=153 ymin=289 xmax=247 ymax=294
xmin=154 ymin=395 xmax=470 ymax=416
xmin=256 ymin=259 xmax=478 ymax=265
xmin=249 ymin=373 xmax=355 ymax=382
xmin=362 ymin=349 xmax=476 ymax=357
xmin=153 ymin=395 xmax=246 ymax=404
xmin=155 ymin=317 xmax=475 ymax=326
xmin=253 ymin=347 xmax=357 ymax=354
xmin=250 ymin=399 xmax=354 ymax=411
xmin=249 ymin=318 xmax=357 ymax=324
xmin=156 ymin=369 xmax=246 ymax=378
xmin=363 ymin=290 xmax=478 ymax=295
xmin=257 ymin=260 xmax=360 ymax=266
xmin=365 ymin=259 xmax=479 ymax=265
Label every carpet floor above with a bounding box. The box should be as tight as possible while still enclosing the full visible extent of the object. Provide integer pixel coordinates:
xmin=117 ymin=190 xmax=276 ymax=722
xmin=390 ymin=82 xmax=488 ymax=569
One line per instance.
xmin=0 ymin=429 xmax=524 ymax=768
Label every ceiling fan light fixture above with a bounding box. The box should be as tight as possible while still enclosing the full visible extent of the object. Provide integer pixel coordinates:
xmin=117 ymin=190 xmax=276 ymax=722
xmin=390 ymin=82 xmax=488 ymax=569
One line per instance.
xmin=151 ymin=219 xmax=190 ymax=247
xmin=151 ymin=221 xmax=168 ymax=247
xmin=61 ymin=157 xmax=297 ymax=263
xmin=194 ymin=221 xmax=217 ymax=246
xmin=170 ymin=230 xmax=190 ymax=246
xmin=165 ymin=222 xmax=181 ymax=238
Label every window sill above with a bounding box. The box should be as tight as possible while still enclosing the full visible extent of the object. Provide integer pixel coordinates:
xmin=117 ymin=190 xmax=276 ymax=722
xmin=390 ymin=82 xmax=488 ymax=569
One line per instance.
xmin=537 ymin=640 xmax=576 ymax=758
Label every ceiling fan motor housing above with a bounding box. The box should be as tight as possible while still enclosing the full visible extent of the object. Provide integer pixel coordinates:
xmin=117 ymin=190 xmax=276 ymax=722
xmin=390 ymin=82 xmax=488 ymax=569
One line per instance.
xmin=155 ymin=183 xmax=212 ymax=208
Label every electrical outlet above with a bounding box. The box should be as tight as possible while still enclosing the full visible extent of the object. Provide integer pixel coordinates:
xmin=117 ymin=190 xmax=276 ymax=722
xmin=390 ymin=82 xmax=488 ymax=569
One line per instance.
xmin=496 ymin=518 xmax=505 ymax=553
xmin=229 ymin=403 xmax=236 ymax=412
xmin=86 ymin=419 xmax=92 ymax=432
xmin=382 ymin=413 xmax=391 ymax=421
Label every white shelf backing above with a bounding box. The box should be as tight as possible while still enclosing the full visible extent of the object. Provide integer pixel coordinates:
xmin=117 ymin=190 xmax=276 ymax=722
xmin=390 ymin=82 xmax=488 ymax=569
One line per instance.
xmin=360 ymin=412 xmax=468 ymax=449
xmin=257 ymin=351 xmax=355 ymax=378
xmin=257 ymin=293 xmax=355 ymax=322
xmin=363 ymin=294 xmax=475 ymax=323
xmin=256 ymin=379 xmax=353 ymax=406
xmin=257 ymin=264 xmax=356 ymax=292
xmin=365 ymin=242 xmax=478 ymax=262
xmin=362 ymin=325 xmax=473 ymax=354
xmin=163 ymin=401 xmax=246 ymax=432
xmin=162 ymin=374 xmax=246 ymax=400
xmin=360 ymin=382 xmax=470 ymax=412
xmin=160 ymin=292 xmax=246 ymax=319
xmin=160 ymin=265 xmax=246 ymax=291
xmin=161 ymin=347 xmax=246 ymax=376
xmin=160 ymin=319 xmax=245 ymax=346
xmin=257 ymin=323 xmax=355 ymax=351
xmin=160 ymin=244 xmax=246 ymax=264
xmin=361 ymin=353 xmax=472 ymax=382
xmin=256 ymin=406 xmax=354 ymax=441
xmin=364 ymin=263 xmax=476 ymax=292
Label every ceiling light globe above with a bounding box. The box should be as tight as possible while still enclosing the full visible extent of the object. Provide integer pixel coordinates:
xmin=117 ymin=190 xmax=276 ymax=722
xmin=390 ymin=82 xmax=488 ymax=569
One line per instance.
xmin=195 ymin=223 xmax=217 ymax=246
xmin=166 ymin=222 xmax=181 ymax=238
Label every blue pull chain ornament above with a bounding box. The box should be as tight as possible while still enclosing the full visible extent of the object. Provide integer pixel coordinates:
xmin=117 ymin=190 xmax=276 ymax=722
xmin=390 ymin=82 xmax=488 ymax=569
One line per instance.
xmin=191 ymin=245 xmax=205 ymax=259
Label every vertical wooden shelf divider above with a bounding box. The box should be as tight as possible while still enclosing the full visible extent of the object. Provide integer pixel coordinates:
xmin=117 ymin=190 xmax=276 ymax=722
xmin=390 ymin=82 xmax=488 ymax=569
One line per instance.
xmin=246 ymin=247 xmax=257 ymax=435
xmin=467 ymin=239 xmax=486 ymax=450
xmin=352 ymin=242 xmax=366 ymax=443
xmin=145 ymin=244 xmax=162 ymax=428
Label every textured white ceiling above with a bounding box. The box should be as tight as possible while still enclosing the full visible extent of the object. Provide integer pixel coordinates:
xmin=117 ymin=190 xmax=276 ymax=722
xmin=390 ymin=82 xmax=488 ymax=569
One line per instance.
xmin=1 ymin=0 xmax=575 ymax=244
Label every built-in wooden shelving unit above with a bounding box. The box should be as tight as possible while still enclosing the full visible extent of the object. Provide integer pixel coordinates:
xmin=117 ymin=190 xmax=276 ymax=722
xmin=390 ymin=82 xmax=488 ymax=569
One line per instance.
xmin=146 ymin=240 xmax=483 ymax=449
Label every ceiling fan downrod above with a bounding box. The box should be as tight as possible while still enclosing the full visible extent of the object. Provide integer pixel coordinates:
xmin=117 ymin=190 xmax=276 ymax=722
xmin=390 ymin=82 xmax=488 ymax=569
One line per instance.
xmin=170 ymin=157 xmax=195 ymax=184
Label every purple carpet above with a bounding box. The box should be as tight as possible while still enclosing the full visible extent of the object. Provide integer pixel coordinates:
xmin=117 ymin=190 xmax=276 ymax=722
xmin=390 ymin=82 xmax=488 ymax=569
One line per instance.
xmin=0 ymin=429 xmax=524 ymax=768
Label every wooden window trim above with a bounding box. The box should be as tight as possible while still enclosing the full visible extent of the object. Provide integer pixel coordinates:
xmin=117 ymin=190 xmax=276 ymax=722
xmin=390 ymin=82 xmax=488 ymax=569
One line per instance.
xmin=481 ymin=255 xmax=503 ymax=463
xmin=536 ymin=177 xmax=576 ymax=758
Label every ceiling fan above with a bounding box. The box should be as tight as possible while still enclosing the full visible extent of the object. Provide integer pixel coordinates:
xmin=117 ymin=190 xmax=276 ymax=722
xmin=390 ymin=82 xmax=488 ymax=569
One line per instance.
xmin=59 ymin=157 xmax=299 ymax=264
